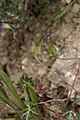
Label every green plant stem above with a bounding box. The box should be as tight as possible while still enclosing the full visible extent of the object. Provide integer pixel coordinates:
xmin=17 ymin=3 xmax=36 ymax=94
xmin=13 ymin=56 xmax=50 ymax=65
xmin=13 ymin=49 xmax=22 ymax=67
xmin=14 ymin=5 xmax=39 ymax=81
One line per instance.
xmin=40 ymin=0 xmax=76 ymax=41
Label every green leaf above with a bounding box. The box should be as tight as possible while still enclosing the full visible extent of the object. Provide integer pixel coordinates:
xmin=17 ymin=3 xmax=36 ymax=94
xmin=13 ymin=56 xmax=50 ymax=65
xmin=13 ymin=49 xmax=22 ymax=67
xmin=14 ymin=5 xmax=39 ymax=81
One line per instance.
xmin=49 ymin=39 xmax=53 ymax=45
xmin=0 ymin=85 xmax=8 ymax=98
xmin=0 ymin=85 xmax=10 ymax=104
xmin=77 ymin=116 xmax=80 ymax=120
xmin=48 ymin=46 xmax=57 ymax=55
xmin=23 ymin=85 xmax=30 ymax=103
xmin=35 ymin=33 xmax=40 ymax=46
xmin=31 ymin=46 xmax=41 ymax=55
xmin=22 ymin=74 xmax=36 ymax=87
xmin=68 ymin=112 xmax=73 ymax=120
xmin=4 ymin=23 xmax=13 ymax=30
xmin=21 ymin=74 xmax=37 ymax=103
xmin=0 ymin=67 xmax=25 ymax=109
xmin=53 ymin=0 xmax=76 ymax=22
xmin=4 ymin=118 xmax=17 ymax=120
xmin=25 ymin=82 xmax=37 ymax=103
xmin=3 ymin=23 xmax=16 ymax=39
xmin=0 ymin=85 xmax=14 ymax=108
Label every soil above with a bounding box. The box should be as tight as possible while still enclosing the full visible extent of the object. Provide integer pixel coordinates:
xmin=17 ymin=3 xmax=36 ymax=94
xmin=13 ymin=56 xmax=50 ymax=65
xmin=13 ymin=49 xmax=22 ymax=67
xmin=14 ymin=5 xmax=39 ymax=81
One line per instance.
xmin=0 ymin=0 xmax=80 ymax=119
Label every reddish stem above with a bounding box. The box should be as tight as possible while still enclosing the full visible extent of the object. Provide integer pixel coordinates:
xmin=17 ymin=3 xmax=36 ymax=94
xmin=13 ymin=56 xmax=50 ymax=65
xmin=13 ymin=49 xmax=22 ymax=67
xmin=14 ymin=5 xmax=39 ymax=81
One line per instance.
xmin=45 ymin=104 xmax=61 ymax=120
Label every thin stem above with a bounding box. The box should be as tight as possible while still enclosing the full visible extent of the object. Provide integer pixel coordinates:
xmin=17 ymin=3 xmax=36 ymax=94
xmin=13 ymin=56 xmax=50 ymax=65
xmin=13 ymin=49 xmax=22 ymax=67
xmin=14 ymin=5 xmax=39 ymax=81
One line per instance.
xmin=65 ymin=63 xmax=80 ymax=107
xmin=53 ymin=55 xmax=80 ymax=61
xmin=40 ymin=0 xmax=76 ymax=42
xmin=35 ymin=55 xmax=77 ymax=92
xmin=45 ymin=104 xmax=61 ymax=120
xmin=11 ymin=28 xmax=16 ymax=40
xmin=36 ymin=98 xmax=67 ymax=105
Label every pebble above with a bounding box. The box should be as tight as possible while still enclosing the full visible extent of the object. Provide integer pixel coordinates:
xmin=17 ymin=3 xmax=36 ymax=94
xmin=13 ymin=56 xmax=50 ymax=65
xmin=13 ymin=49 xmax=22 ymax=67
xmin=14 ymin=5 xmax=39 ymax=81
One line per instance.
xmin=21 ymin=58 xmax=28 ymax=69
xmin=65 ymin=0 xmax=71 ymax=4
xmin=0 ymin=57 xmax=8 ymax=65
xmin=65 ymin=71 xmax=72 ymax=78
xmin=37 ymin=67 xmax=47 ymax=78
xmin=71 ymin=3 xmax=80 ymax=14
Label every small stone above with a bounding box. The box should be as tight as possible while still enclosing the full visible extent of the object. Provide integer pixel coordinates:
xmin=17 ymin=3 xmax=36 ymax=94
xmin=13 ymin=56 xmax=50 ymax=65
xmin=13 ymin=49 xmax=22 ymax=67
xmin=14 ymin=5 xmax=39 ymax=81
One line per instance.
xmin=65 ymin=16 xmax=71 ymax=23
xmin=65 ymin=71 xmax=72 ymax=78
xmin=71 ymin=3 xmax=80 ymax=14
xmin=18 ymin=4 xmax=23 ymax=10
xmin=65 ymin=0 xmax=71 ymax=4
xmin=1 ymin=57 xmax=8 ymax=65
xmin=31 ymin=63 xmax=38 ymax=71
xmin=64 ymin=12 xmax=73 ymax=23
xmin=21 ymin=58 xmax=28 ymax=69
xmin=60 ymin=23 xmax=73 ymax=38
xmin=0 ymin=31 xmax=6 ymax=37
xmin=71 ymin=75 xmax=75 ymax=81
xmin=37 ymin=67 xmax=47 ymax=78
xmin=73 ymin=17 xmax=80 ymax=24
xmin=21 ymin=45 xmax=27 ymax=51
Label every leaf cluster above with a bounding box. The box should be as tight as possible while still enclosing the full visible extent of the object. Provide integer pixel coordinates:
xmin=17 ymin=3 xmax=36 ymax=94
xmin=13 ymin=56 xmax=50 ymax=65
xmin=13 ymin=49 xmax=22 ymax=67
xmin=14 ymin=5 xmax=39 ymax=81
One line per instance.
xmin=0 ymin=67 xmax=39 ymax=120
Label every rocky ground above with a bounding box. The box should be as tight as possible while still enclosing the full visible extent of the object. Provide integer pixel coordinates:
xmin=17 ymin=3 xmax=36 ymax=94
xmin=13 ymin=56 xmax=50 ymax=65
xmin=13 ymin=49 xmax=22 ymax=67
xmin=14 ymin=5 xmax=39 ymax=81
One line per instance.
xmin=0 ymin=0 xmax=80 ymax=119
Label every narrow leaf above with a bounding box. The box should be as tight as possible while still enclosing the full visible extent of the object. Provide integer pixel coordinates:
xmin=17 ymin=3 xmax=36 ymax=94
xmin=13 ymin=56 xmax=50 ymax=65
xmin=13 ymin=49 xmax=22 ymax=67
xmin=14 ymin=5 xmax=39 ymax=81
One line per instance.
xmin=23 ymin=85 xmax=30 ymax=103
xmin=68 ymin=112 xmax=72 ymax=120
xmin=4 ymin=118 xmax=17 ymax=120
xmin=25 ymin=82 xmax=37 ymax=103
xmin=0 ymin=67 xmax=25 ymax=109
xmin=48 ymin=46 xmax=57 ymax=55
xmin=0 ymin=85 xmax=14 ymax=108
xmin=53 ymin=0 xmax=76 ymax=22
